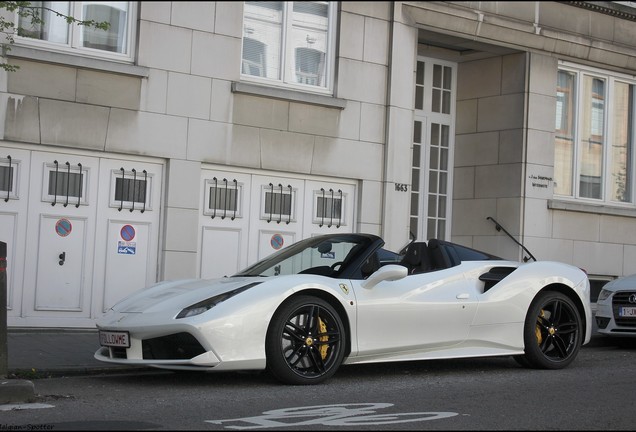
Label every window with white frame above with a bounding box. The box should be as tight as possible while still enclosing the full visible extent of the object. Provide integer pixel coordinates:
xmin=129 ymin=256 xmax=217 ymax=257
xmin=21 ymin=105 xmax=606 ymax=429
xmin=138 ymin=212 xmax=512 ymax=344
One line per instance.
xmin=42 ymin=160 xmax=89 ymax=207
xmin=204 ymin=177 xmax=243 ymax=220
xmin=16 ymin=1 xmax=136 ymax=62
xmin=0 ymin=156 xmax=18 ymax=201
xmin=554 ymin=65 xmax=635 ymax=205
xmin=410 ymin=59 xmax=456 ymax=241
xmin=313 ymin=188 xmax=345 ymax=227
xmin=241 ymin=1 xmax=336 ymax=93
xmin=110 ymin=168 xmax=153 ymax=212
xmin=261 ymin=183 xmax=295 ymax=224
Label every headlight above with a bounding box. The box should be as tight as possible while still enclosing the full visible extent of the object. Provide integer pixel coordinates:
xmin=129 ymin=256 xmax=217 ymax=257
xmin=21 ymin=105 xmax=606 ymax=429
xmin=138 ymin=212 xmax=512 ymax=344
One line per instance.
xmin=176 ymin=282 xmax=261 ymax=319
xmin=597 ymin=288 xmax=612 ymax=302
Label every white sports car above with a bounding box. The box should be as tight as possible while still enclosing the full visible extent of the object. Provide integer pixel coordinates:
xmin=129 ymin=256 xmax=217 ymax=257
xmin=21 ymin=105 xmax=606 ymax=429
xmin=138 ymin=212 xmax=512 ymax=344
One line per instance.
xmin=595 ymin=273 xmax=636 ymax=337
xmin=95 ymin=233 xmax=592 ymax=385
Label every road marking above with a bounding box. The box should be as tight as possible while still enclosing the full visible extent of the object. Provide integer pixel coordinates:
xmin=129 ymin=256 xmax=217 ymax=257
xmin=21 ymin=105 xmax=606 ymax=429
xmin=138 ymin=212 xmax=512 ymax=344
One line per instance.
xmin=0 ymin=403 xmax=55 ymax=411
xmin=206 ymin=403 xmax=458 ymax=429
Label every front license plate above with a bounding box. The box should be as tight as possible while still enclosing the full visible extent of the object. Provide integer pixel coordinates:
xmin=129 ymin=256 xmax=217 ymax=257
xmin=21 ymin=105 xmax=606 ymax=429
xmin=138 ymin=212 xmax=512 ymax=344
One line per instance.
xmin=619 ymin=307 xmax=636 ymax=317
xmin=99 ymin=331 xmax=130 ymax=348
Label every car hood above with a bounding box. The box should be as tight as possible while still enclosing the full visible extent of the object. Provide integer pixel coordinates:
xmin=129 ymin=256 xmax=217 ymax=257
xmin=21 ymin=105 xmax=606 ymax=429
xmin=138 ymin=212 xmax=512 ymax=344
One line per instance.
xmin=603 ymin=273 xmax=636 ymax=292
xmin=110 ymin=277 xmax=263 ymax=313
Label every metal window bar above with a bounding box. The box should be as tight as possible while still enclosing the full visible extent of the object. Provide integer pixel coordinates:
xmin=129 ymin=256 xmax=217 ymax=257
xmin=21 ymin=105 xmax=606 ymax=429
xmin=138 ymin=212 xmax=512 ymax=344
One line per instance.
xmin=337 ymin=189 xmax=342 ymax=228
xmin=316 ymin=188 xmax=343 ymax=228
xmin=52 ymin=160 xmax=59 ymax=206
xmin=232 ymin=179 xmax=238 ymax=220
xmin=209 ymin=177 xmax=238 ymax=220
xmin=319 ymin=188 xmax=326 ymax=227
xmin=130 ymin=169 xmax=137 ymax=212
xmin=4 ymin=155 xmax=11 ymax=202
xmin=76 ymin=163 xmax=82 ymax=208
xmin=287 ymin=185 xmax=292 ymax=224
xmin=64 ymin=162 xmax=71 ymax=207
xmin=222 ymin=178 xmax=229 ymax=220
xmin=141 ymin=170 xmax=147 ymax=213
xmin=265 ymin=183 xmax=291 ymax=223
xmin=278 ymin=184 xmax=283 ymax=224
xmin=329 ymin=188 xmax=334 ymax=227
xmin=118 ymin=167 xmax=125 ymax=211
xmin=268 ymin=183 xmax=274 ymax=223
xmin=211 ymin=177 xmax=218 ymax=219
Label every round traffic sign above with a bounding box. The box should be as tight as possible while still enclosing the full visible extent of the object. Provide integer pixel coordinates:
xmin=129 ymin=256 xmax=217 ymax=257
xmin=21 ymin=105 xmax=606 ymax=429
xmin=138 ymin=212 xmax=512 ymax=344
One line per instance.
xmin=55 ymin=218 xmax=72 ymax=237
xmin=271 ymin=234 xmax=284 ymax=250
xmin=120 ymin=224 xmax=136 ymax=241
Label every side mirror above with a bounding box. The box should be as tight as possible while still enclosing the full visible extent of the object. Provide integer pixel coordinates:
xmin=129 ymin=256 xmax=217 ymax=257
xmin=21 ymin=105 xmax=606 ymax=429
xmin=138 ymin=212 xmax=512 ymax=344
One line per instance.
xmin=361 ymin=264 xmax=408 ymax=289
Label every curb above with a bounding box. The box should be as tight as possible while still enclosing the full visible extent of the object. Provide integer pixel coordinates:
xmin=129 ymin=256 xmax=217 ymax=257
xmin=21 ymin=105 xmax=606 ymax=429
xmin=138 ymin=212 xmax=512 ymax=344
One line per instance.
xmin=0 ymin=379 xmax=35 ymax=404
xmin=8 ymin=365 xmax=152 ymax=379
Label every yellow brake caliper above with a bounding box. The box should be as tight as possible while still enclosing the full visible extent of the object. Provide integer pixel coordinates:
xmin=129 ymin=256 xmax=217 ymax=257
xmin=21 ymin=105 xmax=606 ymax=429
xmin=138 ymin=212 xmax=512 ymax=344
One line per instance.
xmin=318 ymin=317 xmax=328 ymax=359
xmin=535 ymin=309 xmax=545 ymax=345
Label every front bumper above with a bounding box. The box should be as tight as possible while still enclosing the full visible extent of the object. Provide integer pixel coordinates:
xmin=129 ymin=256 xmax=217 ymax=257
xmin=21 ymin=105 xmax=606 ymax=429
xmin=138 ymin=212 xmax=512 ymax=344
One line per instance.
xmin=94 ymin=310 xmax=268 ymax=371
xmin=595 ymin=290 xmax=636 ymax=337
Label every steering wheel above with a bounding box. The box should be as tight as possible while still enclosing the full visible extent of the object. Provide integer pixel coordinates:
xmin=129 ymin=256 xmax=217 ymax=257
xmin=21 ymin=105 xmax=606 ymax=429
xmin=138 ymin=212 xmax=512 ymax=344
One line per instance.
xmin=330 ymin=261 xmax=344 ymax=271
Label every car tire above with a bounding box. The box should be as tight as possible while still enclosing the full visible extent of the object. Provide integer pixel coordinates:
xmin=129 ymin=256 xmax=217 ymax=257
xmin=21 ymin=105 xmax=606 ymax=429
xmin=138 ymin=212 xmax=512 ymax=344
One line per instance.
xmin=520 ymin=291 xmax=582 ymax=369
xmin=266 ymin=295 xmax=346 ymax=385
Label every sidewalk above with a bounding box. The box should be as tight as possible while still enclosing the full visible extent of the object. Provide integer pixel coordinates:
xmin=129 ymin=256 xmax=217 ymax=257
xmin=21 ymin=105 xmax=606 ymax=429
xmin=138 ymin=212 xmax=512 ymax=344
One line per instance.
xmin=7 ymin=328 xmax=138 ymax=377
xmin=2 ymin=328 xmax=145 ymax=405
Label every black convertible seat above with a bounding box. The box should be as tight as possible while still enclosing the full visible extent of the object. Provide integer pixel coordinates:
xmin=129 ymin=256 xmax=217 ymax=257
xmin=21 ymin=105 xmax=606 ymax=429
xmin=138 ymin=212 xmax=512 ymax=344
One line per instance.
xmin=400 ymin=242 xmax=432 ymax=274
xmin=427 ymin=239 xmax=453 ymax=270
xmin=361 ymin=252 xmax=380 ymax=278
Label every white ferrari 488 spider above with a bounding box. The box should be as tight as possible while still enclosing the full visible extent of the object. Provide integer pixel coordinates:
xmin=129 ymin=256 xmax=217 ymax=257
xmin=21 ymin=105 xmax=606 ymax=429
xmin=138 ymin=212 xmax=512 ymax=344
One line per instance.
xmin=95 ymin=233 xmax=592 ymax=385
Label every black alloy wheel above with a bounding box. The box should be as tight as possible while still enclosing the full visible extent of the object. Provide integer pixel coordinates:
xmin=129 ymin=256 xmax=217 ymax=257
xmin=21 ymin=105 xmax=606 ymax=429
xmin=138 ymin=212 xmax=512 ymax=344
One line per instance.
xmin=266 ymin=295 xmax=346 ymax=385
xmin=520 ymin=291 xmax=582 ymax=369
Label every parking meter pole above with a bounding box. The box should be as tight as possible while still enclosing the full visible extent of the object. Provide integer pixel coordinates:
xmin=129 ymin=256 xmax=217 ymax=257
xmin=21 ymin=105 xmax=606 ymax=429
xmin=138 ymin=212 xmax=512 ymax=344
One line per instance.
xmin=0 ymin=241 xmax=7 ymax=378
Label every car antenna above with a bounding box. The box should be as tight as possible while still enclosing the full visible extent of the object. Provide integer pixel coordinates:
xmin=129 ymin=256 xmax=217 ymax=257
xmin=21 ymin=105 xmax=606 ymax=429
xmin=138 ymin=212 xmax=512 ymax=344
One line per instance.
xmin=486 ymin=216 xmax=537 ymax=262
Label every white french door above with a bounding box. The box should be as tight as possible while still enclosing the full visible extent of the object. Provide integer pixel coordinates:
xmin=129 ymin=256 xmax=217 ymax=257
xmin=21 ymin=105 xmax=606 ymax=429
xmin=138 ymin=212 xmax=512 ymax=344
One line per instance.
xmin=410 ymin=57 xmax=457 ymax=241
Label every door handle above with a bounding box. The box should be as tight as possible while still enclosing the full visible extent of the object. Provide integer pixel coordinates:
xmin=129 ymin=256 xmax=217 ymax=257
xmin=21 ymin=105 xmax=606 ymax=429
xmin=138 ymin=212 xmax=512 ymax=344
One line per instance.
xmin=456 ymin=293 xmax=470 ymax=299
xmin=59 ymin=252 xmax=66 ymax=266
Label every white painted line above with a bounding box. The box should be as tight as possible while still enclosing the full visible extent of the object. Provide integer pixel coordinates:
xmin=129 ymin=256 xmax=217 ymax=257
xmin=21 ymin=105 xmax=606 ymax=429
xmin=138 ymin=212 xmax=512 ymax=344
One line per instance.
xmin=0 ymin=403 xmax=55 ymax=411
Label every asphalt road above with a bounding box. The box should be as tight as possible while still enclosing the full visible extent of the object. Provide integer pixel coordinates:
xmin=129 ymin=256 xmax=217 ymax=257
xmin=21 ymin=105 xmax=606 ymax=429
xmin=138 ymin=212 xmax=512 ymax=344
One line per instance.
xmin=2 ymin=337 xmax=635 ymax=431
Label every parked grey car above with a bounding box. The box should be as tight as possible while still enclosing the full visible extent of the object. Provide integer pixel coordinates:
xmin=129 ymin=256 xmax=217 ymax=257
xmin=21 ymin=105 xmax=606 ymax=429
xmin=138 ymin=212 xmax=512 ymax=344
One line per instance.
xmin=596 ymin=274 xmax=636 ymax=337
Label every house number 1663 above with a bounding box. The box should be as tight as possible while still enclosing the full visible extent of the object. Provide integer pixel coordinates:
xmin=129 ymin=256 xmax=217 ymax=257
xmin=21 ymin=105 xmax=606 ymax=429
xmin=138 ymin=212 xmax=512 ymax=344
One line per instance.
xmin=395 ymin=183 xmax=409 ymax=192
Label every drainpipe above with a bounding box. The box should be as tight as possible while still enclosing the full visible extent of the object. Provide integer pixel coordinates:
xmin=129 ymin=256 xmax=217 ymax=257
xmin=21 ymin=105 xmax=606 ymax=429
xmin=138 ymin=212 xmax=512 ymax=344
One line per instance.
xmin=520 ymin=51 xmax=531 ymax=263
xmin=381 ymin=2 xmax=396 ymax=242
xmin=0 ymin=241 xmax=7 ymax=378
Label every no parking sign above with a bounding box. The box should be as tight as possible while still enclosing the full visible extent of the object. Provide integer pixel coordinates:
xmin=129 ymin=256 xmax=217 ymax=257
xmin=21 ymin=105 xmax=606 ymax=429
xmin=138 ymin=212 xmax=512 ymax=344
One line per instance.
xmin=55 ymin=218 xmax=72 ymax=237
xmin=120 ymin=224 xmax=136 ymax=241
xmin=270 ymin=234 xmax=284 ymax=250
xmin=118 ymin=224 xmax=136 ymax=255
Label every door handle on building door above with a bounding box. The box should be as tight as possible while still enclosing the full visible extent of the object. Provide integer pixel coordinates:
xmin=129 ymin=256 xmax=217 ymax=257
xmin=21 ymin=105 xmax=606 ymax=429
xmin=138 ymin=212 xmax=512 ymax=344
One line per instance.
xmin=59 ymin=252 xmax=66 ymax=266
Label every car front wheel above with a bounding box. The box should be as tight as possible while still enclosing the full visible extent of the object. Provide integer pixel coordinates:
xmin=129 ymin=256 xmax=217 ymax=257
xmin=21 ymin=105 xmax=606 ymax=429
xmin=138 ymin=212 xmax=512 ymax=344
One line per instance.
xmin=520 ymin=291 xmax=582 ymax=369
xmin=266 ymin=295 xmax=346 ymax=385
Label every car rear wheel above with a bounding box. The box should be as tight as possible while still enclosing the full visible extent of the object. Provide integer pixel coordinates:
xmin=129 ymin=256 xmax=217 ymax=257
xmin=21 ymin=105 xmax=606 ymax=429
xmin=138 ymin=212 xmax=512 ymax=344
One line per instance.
xmin=266 ymin=295 xmax=346 ymax=385
xmin=520 ymin=291 xmax=582 ymax=369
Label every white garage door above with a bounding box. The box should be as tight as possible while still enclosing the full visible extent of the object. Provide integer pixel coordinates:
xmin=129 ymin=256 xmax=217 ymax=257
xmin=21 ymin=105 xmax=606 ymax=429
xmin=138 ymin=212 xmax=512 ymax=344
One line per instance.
xmin=1 ymin=145 xmax=163 ymax=328
xmin=198 ymin=167 xmax=357 ymax=279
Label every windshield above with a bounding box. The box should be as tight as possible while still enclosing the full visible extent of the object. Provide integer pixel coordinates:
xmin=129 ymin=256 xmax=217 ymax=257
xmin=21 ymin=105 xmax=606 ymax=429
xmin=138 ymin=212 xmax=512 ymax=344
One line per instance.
xmin=233 ymin=234 xmax=378 ymax=278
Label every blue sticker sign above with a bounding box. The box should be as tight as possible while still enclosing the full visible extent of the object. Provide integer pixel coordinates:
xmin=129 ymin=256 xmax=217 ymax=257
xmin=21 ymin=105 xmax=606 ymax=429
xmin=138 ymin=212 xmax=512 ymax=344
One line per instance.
xmin=271 ymin=234 xmax=284 ymax=250
xmin=118 ymin=241 xmax=136 ymax=255
xmin=55 ymin=218 xmax=72 ymax=237
xmin=120 ymin=224 xmax=136 ymax=241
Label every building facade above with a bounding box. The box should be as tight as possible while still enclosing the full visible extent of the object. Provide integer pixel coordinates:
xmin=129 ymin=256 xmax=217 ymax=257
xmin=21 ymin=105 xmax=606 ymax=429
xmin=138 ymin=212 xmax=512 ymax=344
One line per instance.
xmin=1 ymin=1 xmax=635 ymax=328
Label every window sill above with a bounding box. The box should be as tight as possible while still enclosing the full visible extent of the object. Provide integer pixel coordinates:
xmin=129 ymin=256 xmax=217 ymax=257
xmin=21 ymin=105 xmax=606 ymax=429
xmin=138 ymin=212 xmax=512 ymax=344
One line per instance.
xmin=548 ymin=199 xmax=636 ymax=218
xmin=231 ymin=82 xmax=346 ymax=109
xmin=6 ymin=45 xmax=149 ymax=77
